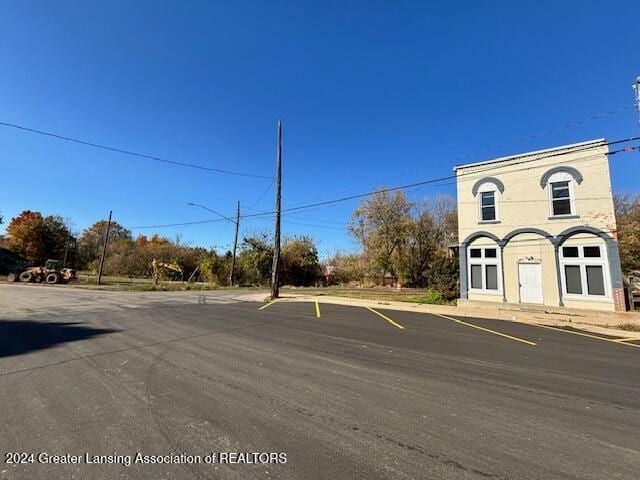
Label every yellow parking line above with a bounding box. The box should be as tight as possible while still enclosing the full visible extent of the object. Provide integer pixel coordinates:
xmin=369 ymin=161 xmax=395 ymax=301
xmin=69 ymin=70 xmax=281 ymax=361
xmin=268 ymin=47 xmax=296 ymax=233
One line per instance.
xmin=611 ymin=337 xmax=640 ymax=343
xmin=258 ymin=301 xmax=277 ymax=310
xmin=315 ymin=301 xmax=321 ymax=318
xmin=529 ymin=323 xmax=640 ymax=349
xmin=431 ymin=313 xmax=537 ymax=346
xmin=365 ymin=307 xmax=405 ymax=330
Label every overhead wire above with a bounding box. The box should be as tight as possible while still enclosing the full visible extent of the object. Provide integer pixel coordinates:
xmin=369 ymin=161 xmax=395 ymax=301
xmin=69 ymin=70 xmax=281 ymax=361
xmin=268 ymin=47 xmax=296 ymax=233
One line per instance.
xmin=273 ymin=104 xmax=637 ymax=207
xmin=127 ymin=136 xmax=639 ymax=230
xmin=0 ymin=120 xmax=273 ymax=180
xmin=241 ymin=137 xmax=639 ymax=219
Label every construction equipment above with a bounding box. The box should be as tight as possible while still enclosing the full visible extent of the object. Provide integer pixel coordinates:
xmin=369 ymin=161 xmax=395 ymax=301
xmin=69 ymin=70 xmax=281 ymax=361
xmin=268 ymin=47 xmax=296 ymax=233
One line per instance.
xmin=8 ymin=259 xmax=77 ymax=284
xmin=151 ymin=259 xmax=184 ymax=285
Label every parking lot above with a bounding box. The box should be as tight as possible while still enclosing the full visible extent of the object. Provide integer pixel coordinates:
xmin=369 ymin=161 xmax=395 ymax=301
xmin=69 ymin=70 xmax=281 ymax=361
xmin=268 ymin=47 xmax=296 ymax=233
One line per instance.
xmin=1 ymin=285 xmax=639 ymax=479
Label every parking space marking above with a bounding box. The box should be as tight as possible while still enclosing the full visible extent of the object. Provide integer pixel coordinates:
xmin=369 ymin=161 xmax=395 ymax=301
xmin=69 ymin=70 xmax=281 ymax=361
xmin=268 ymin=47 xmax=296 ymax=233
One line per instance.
xmin=315 ymin=301 xmax=321 ymax=318
xmin=430 ymin=313 xmax=537 ymax=346
xmin=365 ymin=307 xmax=405 ymax=330
xmin=258 ymin=301 xmax=277 ymax=310
xmin=529 ymin=323 xmax=640 ymax=349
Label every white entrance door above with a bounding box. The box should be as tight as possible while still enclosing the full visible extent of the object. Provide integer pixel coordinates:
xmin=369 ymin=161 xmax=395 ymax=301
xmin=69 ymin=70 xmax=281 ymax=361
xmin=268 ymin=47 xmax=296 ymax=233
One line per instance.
xmin=519 ymin=263 xmax=543 ymax=304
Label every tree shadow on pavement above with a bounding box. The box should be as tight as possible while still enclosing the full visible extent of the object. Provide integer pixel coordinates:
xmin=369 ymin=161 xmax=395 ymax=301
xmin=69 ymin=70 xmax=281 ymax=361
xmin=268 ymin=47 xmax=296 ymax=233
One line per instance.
xmin=0 ymin=320 xmax=119 ymax=358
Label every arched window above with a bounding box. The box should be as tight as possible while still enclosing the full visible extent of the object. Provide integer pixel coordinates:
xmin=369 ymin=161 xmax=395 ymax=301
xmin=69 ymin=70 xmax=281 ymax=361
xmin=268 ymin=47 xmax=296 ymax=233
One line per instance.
xmin=472 ymin=178 xmax=504 ymax=223
xmin=540 ymin=167 xmax=582 ymax=218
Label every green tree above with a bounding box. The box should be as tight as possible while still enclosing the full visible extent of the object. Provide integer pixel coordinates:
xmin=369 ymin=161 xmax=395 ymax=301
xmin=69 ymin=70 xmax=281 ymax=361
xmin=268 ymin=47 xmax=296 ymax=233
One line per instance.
xmin=237 ymin=233 xmax=273 ymax=286
xmin=200 ymin=251 xmax=232 ymax=285
xmin=281 ymin=236 xmax=321 ymax=286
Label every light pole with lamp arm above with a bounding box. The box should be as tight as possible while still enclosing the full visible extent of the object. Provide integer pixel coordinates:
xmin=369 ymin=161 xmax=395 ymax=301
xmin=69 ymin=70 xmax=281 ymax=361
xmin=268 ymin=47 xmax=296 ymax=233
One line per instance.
xmin=187 ymin=202 xmax=240 ymax=286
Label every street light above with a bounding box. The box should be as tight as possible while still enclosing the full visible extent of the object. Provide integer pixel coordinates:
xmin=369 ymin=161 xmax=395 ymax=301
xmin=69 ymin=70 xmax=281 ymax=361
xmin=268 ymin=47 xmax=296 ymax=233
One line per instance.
xmin=186 ymin=202 xmax=236 ymax=225
xmin=187 ymin=202 xmax=240 ymax=287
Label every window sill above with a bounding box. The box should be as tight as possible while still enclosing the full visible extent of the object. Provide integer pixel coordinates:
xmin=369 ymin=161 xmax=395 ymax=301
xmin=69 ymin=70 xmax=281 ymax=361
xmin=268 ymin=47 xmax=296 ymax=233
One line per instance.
xmin=563 ymin=294 xmax=612 ymax=303
xmin=478 ymin=220 xmax=500 ymax=224
xmin=469 ymin=289 xmax=503 ymax=296
xmin=548 ymin=214 xmax=580 ymax=220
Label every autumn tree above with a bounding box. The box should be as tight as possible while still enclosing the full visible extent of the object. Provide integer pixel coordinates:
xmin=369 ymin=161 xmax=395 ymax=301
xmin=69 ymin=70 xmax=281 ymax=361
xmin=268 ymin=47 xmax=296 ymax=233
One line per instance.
xmin=400 ymin=196 xmax=458 ymax=290
xmin=348 ymin=190 xmax=414 ymax=283
xmin=326 ymin=251 xmax=367 ymax=286
xmin=614 ymin=194 xmax=640 ymax=273
xmin=77 ymin=219 xmax=132 ymax=270
xmin=344 ymin=192 xmax=458 ymax=296
xmin=5 ymin=211 xmax=71 ymax=264
xmin=400 ymin=204 xmax=439 ymax=285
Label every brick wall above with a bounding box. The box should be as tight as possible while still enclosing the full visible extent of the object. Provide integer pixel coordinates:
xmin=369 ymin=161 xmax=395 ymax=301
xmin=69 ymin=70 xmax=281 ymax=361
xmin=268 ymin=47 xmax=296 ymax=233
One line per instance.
xmin=613 ymin=288 xmax=626 ymax=312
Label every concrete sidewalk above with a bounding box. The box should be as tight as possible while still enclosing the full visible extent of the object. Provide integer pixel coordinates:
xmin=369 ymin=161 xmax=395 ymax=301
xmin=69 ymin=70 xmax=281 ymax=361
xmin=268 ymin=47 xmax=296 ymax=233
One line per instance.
xmin=278 ymin=293 xmax=640 ymax=339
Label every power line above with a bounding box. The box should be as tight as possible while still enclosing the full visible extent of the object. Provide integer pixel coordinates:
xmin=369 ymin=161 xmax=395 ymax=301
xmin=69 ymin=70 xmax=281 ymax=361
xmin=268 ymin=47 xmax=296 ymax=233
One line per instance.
xmin=126 ymin=136 xmax=639 ymax=230
xmin=0 ymin=120 xmax=273 ymax=180
xmin=240 ymin=137 xmax=639 ymax=219
xmin=242 ymin=204 xmax=347 ymax=225
xmin=248 ymin=180 xmax=275 ymax=209
xmin=277 ymin=104 xmax=637 ymax=206
xmin=248 ymin=215 xmax=346 ymax=230
xmin=455 ymin=105 xmax=637 ymax=163
xmin=130 ymin=218 xmax=228 ymax=229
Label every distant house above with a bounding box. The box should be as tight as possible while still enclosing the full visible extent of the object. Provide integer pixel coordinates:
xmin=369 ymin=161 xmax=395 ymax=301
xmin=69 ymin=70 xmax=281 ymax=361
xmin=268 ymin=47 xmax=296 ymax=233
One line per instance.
xmin=455 ymin=139 xmax=625 ymax=312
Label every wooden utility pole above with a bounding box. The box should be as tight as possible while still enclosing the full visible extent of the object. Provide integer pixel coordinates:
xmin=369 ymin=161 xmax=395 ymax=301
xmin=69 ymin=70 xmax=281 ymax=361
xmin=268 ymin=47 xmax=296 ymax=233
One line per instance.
xmin=270 ymin=120 xmax=282 ymax=299
xmin=62 ymin=228 xmax=71 ymax=268
xmin=97 ymin=210 xmax=112 ymax=286
xmin=634 ymin=75 xmax=640 ymax=126
xmin=229 ymin=200 xmax=240 ymax=286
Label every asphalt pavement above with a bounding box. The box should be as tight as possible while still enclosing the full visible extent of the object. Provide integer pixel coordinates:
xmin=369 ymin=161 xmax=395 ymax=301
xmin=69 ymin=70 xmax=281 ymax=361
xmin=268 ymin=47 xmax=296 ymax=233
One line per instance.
xmin=1 ymin=285 xmax=639 ymax=479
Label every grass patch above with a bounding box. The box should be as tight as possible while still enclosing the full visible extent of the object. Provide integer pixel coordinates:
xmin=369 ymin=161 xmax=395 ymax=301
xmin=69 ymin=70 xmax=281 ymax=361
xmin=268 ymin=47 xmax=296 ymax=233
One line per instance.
xmin=300 ymin=288 xmax=454 ymax=305
xmin=618 ymin=322 xmax=640 ymax=332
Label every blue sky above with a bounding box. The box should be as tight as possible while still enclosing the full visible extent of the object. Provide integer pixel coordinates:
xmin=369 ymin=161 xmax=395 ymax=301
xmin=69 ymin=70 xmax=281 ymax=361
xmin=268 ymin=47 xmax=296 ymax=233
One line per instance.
xmin=1 ymin=0 xmax=639 ymax=258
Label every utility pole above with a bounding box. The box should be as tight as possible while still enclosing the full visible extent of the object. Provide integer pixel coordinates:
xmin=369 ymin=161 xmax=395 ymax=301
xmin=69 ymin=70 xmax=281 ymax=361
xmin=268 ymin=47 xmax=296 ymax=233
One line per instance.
xmin=229 ymin=200 xmax=240 ymax=286
xmin=270 ymin=120 xmax=282 ymax=299
xmin=97 ymin=210 xmax=112 ymax=286
xmin=634 ymin=75 xmax=640 ymax=126
xmin=62 ymin=227 xmax=71 ymax=268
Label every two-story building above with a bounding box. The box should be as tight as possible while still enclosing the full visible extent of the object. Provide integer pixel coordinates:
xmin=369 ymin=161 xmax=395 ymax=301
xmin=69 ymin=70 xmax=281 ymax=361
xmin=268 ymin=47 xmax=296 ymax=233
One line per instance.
xmin=455 ymin=138 xmax=625 ymax=312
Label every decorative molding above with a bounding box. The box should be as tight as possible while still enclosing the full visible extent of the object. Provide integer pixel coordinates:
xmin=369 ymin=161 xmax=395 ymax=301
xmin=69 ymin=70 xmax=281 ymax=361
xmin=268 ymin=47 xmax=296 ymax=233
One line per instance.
xmin=460 ymin=231 xmax=502 ymax=246
xmin=471 ymin=177 xmax=505 ymax=196
xmin=555 ymin=225 xmax=613 ymax=245
xmin=502 ymin=228 xmax=555 ymax=246
xmin=539 ymin=166 xmax=583 ymax=188
xmin=460 ymin=225 xmax=624 ymax=308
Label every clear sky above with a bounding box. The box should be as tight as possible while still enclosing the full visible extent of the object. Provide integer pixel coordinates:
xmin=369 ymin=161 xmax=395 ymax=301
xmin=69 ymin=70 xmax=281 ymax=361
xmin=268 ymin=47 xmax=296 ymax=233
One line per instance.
xmin=1 ymin=0 xmax=639 ymax=258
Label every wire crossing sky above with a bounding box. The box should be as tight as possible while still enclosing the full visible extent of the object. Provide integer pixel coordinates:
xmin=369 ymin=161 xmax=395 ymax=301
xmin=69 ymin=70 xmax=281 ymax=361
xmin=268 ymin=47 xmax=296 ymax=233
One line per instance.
xmin=1 ymin=0 xmax=639 ymax=256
